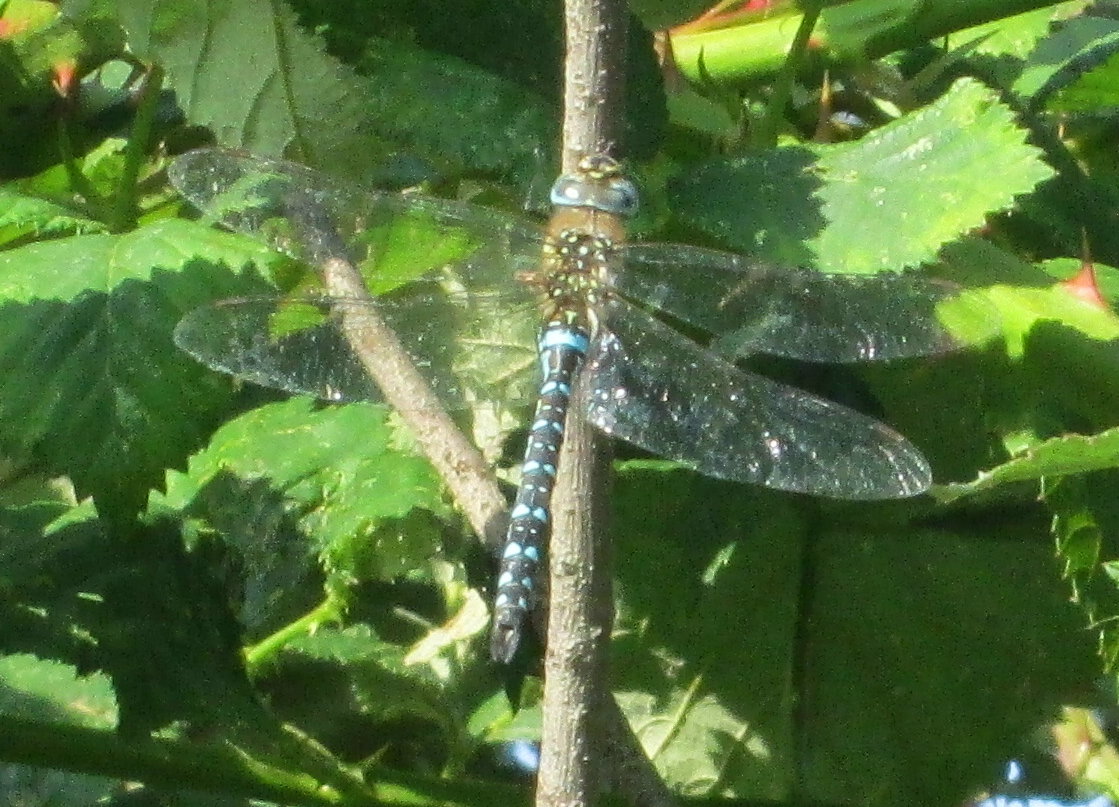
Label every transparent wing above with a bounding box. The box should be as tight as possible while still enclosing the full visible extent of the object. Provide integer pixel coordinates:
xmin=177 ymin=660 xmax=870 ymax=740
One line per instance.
xmin=615 ymin=243 xmax=996 ymax=363
xmin=170 ymin=149 xmax=549 ymax=411
xmin=174 ymin=293 xmax=540 ymax=411
xmin=582 ymin=297 xmax=932 ymax=499
xmin=169 ymin=149 xmax=547 ymax=292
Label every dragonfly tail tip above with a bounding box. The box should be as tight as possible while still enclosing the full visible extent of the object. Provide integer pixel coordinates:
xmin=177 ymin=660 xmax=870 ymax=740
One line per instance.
xmin=490 ymin=617 xmax=524 ymax=664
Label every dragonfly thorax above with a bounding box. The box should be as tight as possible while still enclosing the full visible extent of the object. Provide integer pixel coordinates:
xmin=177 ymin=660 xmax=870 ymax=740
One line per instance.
xmin=534 ymin=229 xmax=614 ymax=334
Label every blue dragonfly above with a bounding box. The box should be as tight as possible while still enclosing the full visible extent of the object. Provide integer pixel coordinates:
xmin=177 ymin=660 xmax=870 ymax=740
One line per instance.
xmin=169 ymin=149 xmax=991 ymax=662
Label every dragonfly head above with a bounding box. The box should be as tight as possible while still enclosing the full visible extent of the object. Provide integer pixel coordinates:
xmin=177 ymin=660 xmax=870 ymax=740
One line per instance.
xmin=549 ymin=154 xmax=639 ymax=218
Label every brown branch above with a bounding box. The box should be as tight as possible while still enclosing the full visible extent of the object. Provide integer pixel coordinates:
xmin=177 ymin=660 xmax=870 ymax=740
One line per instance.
xmin=545 ymin=0 xmax=684 ymax=804
xmin=558 ymin=0 xmax=628 ymax=167
xmin=536 ymin=0 xmax=627 ymax=800
xmin=538 ymin=0 xmax=681 ymax=806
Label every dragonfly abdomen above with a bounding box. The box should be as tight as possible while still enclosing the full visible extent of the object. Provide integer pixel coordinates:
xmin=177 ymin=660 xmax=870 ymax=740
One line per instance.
xmin=490 ymin=321 xmax=590 ymax=663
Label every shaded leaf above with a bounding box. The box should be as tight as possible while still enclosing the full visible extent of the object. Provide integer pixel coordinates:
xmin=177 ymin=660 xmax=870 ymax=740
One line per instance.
xmin=1012 ymin=14 xmax=1119 ymax=110
xmin=287 ymin=625 xmax=450 ymax=728
xmin=0 ymin=762 xmax=117 ymax=807
xmin=120 ymin=0 xmax=554 ymax=185
xmin=158 ymin=398 xmax=449 ymax=584
xmin=0 ymin=513 xmax=251 ymax=736
xmin=802 ymin=526 xmax=1097 ymax=805
xmin=0 ymin=189 xmax=104 ymax=247
xmin=612 ymin=468 xmax=802 ymax=798
xmin=611 ymin=464 xmax=1098 ymax=804
xmin=0 ymin=219 xmax=275 ymax=519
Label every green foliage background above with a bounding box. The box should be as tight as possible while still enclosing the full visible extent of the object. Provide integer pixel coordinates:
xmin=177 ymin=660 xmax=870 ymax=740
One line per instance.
xmin=2 ymin=0 xmax=1119 ymax=805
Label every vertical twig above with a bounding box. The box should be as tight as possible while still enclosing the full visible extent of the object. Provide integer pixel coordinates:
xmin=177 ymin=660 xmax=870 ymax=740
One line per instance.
xmin=540 ymin=0 xmax=689 ymax=805
xmin=557 ymin=4 xmax=628 ymax=166
xmin=546 ymin=2 xmax=682 ymax=805
xmin=535 ymin=0 xmax=627 ymax=803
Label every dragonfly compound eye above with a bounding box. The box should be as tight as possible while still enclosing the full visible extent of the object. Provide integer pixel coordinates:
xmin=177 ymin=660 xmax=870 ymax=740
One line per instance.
xmin=549 ymin=173 xmax=640 ymax=217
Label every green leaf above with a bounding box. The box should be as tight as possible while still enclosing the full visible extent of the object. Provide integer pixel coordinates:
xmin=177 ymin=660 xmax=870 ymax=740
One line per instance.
xmin=0 ymin=219 xmax=275 ymax=519
xmin=0 ymin=189 xmax=105 ymax=248
xmin=284 ymin=623 xmax=394 ymax=667
xmin=255 ymin=623 xmax=483 ymax=776
xmin=935 ymin=429 xmax=1119 ymax=505
xmin=1047 ymin=474 xmax=1119 ymax=671
xmin=1046 ymin=51 xmax=1119 ymax=112
xmin=158 ymin=398 xmax=449 ymax=584
xmin=801 ymin=525 xmax=1096 ymax=805
xmin=288 ymin=625 xmax=451 ymax=729
xmin=1012 ymin=14 xmax=1119 ymax=109
xmin=0 ymin=513 xmax=254 ymax=736
xmin=952 ymin=2 xmax=1089 ymax=60
xmin=172 ymin=473 xmax=321 ymax=637
xmin=671 ymin=78 xmax=1054 ymax=273
xmin=819 ymin=0 xmax=921 ymax=59
xmin=290 ymin=0 xmax=666 ymax=167
xmin=354 ymin=37 xmax=555 ymax=184
xmin=0 ymin=654 xmax=116 ymax=730
xmin=1036 ymin=256 xmax=1119 ymax=303
xmin=118 ymin=0 xmax=553 ymax=185
xmin=119 ymin=0 xmax=375 ymax=165
xmin=0 ymin=506 xmax=449 ymax=800
xmin=612 ymin=468 xmax=803 ymax=798
xmin=989 ymin=275 xmax=1119 ymax=357
xmin=611 ymin=466 xmax=1098 ymax=804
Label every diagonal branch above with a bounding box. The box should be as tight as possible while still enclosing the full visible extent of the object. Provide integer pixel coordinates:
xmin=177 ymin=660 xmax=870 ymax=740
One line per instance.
xmin=317 ymin=255 xmax=508 ymax=552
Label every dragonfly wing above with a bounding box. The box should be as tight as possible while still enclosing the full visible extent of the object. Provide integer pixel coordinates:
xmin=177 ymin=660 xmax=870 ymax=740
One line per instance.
xmin=169 ymin=149 xmax=546 ymax=292
xmin=174 ymin=293 xmax=539 ymax=410
xmin=615 ymin=243 xmax=995 ymax=363
xmin=581 ymin=297 xmax=932 ymax=499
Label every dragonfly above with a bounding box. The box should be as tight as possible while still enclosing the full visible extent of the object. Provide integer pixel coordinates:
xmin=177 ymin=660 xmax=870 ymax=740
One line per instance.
xmin=169 ymin=149 xmax=992 ymax=662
